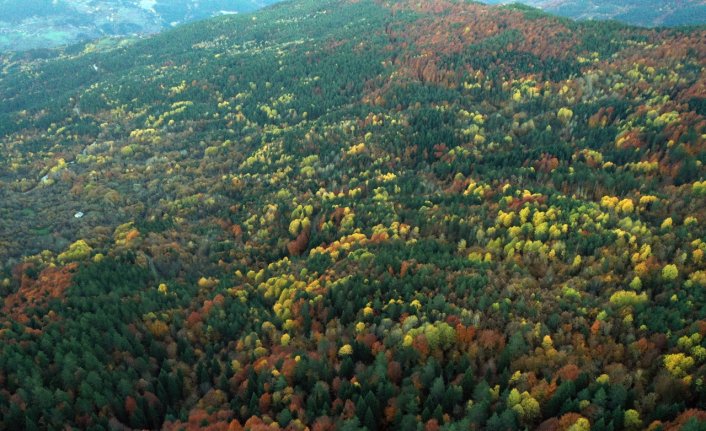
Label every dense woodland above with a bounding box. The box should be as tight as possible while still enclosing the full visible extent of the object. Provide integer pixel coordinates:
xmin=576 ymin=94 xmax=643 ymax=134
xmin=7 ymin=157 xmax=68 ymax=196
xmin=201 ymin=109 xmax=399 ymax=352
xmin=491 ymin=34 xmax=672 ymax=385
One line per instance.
xmin=1 ymin=0 xmax=706 ymax=429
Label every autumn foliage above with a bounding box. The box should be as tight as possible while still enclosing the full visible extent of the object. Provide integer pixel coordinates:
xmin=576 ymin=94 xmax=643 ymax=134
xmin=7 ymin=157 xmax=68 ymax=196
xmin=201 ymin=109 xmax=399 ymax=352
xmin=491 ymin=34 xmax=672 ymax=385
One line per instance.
xmin=0 ymin=0 xmax=706 ymax=429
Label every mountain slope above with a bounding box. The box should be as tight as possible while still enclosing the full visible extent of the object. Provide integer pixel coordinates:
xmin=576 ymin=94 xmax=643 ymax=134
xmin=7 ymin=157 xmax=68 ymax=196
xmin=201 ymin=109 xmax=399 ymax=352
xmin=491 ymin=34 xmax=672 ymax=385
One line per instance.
xmin=1 ymin=0 xmax=706 ymax=429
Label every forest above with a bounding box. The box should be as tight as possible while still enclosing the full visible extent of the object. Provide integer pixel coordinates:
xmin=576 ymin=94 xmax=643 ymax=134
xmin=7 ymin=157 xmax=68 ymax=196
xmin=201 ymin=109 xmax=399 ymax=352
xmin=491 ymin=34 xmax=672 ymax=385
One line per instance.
xmin=0 ymin=0 xmax=706 ymax=429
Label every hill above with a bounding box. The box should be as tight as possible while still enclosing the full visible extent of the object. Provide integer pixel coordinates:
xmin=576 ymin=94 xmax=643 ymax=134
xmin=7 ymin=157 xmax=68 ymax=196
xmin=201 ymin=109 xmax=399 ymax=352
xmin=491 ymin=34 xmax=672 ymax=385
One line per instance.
xmin=1 ymin=0 xmax=706 ymax=429
xmin=480 ymin=0 xmax=706 ymax=27
xmin=0 ymin=0 xmax=281 ymax=52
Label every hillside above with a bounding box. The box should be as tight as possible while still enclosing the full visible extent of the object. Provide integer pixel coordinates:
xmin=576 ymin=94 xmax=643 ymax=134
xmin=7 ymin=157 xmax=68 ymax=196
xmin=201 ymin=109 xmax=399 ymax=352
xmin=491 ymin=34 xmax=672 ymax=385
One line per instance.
xmin=481 ymin=0 xmax=706 ymax=27
xmin=0 ymin=0 xmax=281 ymax=52
xmin=1 ymin=0 xmax=706 ymax=429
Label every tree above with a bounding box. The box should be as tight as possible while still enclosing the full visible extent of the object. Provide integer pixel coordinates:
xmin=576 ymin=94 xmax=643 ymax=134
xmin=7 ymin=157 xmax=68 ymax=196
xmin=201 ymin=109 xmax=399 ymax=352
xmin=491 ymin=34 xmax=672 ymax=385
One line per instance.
xmin=57 ymin=240 xmax=92 ymax=263
xmin=623 ymin=409 xmax=642 ymax=430
xmin=339 ymin=344 xmax=353 ymax=357
xmin=567 ymin=418 xmax=590 ymax=431
xmin=662 ymin=264 xmax=679 ymax=281
xmin=558 ymin=107 xmax=573 ymax=125
xmin=664 ymin=353 xmax=695 ymax=378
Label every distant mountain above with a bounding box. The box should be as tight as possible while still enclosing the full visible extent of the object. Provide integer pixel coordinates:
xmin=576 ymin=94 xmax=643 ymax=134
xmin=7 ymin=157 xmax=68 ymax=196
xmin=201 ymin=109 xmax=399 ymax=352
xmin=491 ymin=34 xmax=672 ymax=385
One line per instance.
xmin=3 ymin=0 xmax=702 ymax=52
xmin=0 ymin=0 xmax=282 ymax=52
xmin=480 ymin=0 xmax=706 ymax=27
